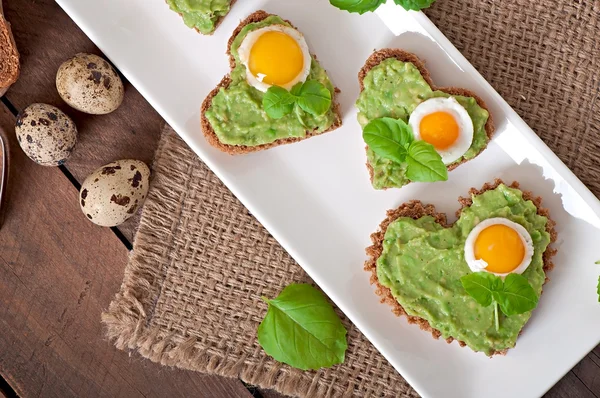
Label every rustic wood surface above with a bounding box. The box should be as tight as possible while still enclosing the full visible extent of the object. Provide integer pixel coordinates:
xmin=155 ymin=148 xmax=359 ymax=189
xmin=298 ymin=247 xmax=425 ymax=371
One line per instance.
xmin=2 ymin=0 xmax=164 ymax=243
xmin=0 ymin=1 xmax=597 ymax=398
xmin=0 ymin=101 xmax=252 ymax=398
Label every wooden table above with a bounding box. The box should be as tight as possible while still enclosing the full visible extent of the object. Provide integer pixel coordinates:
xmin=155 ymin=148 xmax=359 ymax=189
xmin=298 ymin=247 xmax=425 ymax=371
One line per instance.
xmin=0 ymin=1 xmax=597 ymax=397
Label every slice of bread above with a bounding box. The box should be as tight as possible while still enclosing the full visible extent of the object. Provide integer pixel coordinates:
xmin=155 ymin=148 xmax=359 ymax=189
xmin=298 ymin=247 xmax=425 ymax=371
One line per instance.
xmin=359 ymin=49 xmax=495 ymax=187
xmin=364 ymin=179 xmax=557 ymax=356
xmin=200 ymin=10 xmax=342 ymax=155
xmin=0 ymin=2 xmax=19 ymax=96
xmin=170 ymin=0 xmax=237 ymax=36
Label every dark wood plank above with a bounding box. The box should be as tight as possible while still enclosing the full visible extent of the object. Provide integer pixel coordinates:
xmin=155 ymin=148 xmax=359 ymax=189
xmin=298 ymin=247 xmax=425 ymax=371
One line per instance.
xmin=593 ymin=344 xmax=600 ymax=359
xmin=2 ymin=0 xmax=164 ymax=243
xmin=0 ymin=105 xmax=251 ymax=398
xmin=544 ymin=370 xmax=596 ymax=398
xmin=572 ymin=353 xmax=600 ymax=397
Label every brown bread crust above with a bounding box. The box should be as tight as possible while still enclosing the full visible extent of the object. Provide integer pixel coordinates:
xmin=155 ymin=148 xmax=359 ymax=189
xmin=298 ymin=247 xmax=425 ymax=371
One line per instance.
xmin=0 ymin=2 xmax=20 ymax=95
xmin=358 ymin=49 xmax=495 ymax=187
xmin=200 ymin=10 xmax=342 ymax=155
xmin=364 ymin=179 xmax=557 ymax=356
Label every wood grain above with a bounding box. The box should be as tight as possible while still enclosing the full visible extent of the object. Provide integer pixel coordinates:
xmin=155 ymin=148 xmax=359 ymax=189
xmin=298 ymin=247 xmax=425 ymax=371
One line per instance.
xmin=0 ymin=105 xmax=251 ymax=398
xmin=545 ymin=371 xmax=597 ymax=398
xmin=572 ymin=353 xmax=600 ymax=397
xmin=1 ymin=0 xmax=164 ymax=243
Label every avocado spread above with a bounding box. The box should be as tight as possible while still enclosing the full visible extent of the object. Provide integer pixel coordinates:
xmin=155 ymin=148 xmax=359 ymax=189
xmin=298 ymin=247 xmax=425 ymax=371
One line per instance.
xmin=356 ymin=58 xmax=490 ymax=189
xmin=376 ymin=184 xmax=550 ymax=355
xmin=204 ymin=16 xmax=338 ymax=147
xmin=167 ymin=0 xmax=231 ymax=35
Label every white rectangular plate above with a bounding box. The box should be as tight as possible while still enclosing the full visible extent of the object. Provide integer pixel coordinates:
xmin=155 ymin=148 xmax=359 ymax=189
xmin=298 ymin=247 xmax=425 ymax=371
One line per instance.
xmin=55 ymin=1 xmax=600 ymax=397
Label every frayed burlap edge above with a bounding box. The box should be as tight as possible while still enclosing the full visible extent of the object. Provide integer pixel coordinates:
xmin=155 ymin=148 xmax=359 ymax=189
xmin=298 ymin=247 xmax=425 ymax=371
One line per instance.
xmin=100 ymin=126 xmax=401 ymax=398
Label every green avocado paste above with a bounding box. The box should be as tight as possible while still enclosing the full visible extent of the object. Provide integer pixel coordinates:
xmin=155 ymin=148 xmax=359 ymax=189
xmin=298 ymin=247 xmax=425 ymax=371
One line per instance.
xmin=204 ymin=16 xmax=338 ymax=147
xmin=167 ymin=0 xmax=231 ymax=35
xmin=376 ymin=184 xmax=550 ymax=355
xmin=356 ymin=58 xmax=490 ymax=189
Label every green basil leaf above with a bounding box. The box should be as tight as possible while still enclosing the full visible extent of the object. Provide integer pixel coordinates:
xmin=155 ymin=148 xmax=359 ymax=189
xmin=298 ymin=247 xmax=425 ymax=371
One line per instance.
xmin=393 ymin=0 xmax=436 ymax=11
xmin=297 ymin=80 xmax=332 ymax=116
xmin=405 ymin=140 xmax=448 ymax=182
xmin=258 ymin=284 xmax=348 ymax=370
xmin=329 ymin=0 xmax=386 ymax=14
xmin=363 ymin=117 xmax=414 ymax=164
xmin=460 ymin=272 xmax=503 ymax=307
xmin=291 ymin=82 xmax=303 ymax=97
xmin=495 ymin=274 xmax=539 ymax=316
xmin=263 ymin=86 xmax=296 ymax=119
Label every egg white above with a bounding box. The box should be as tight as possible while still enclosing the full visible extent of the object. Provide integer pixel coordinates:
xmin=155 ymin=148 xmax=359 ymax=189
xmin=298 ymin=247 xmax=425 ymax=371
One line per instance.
xmin=464 ymin=217 xmax=534 ymax=277
xmin=238 ymin=25 xmax=311 ymax=93
xmin=408 ymin=97 xmax=474 ymax=165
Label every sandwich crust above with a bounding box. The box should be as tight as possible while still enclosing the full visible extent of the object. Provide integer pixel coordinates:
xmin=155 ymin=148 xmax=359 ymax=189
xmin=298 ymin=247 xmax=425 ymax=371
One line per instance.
xmin=200 ymin=10 xmax=342 ymax=155
xmin=364 ymin=179 xmax=557 ymax=356
xmin=0 ymin=2 xmax=20 ymax=95
xmin=358 ymin=49 xmax=495 ymax=187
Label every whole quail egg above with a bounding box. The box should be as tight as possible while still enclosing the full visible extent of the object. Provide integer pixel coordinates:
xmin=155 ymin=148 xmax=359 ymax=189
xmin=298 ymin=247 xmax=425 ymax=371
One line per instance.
xmin=15 ymin=103 xmax=78 ymax=166
xmin=56 ymin=53 xmax=124 ymax=115
xmin=79 ymin=160 xmax=150 ymax=227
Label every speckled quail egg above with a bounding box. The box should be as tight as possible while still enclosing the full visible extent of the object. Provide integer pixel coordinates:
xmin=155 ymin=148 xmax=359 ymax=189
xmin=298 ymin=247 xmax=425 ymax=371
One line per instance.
xmin=15 ymin=103 xmax=78 ymax=166
xmin=79 ymin=159 xmax=150 ymax=227
xmin=56 ymin=53 xmax=124 ymax=115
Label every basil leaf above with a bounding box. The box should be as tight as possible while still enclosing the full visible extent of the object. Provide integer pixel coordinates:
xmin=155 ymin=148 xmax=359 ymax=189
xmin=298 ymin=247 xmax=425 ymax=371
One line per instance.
xmin=263 ymin=86 xmax=296 ymax=119
xmin=405 ymin=140 xmax=448 ymax=182
xmin=258 ymin=284 xmax=348 ymax=370
xmin=460 ymin=272 xmax=503 ymax=307
xmin=329 ymin=0 xmax=386 ymax=14
xmin=495 ymin=274 xmax=539 ymax=316
xmin=393 ymin=0 xmax=436 ymax=11
xmin=363 ymin=118 xmax=414 ymax=164
xmin=291 ymin=82 xmax=303 ymax=97
xmin=297 ymin=80 xmax=332 ymax=116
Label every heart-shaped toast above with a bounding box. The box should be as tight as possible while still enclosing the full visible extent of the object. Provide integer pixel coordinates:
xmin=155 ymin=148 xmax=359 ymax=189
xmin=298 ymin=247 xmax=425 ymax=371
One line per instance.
xmin=166 ymin=0 xmax=236 ymax=35
xmin=201 ymin=11 xmax=342 ymax=154
xmin=365 ymin=180 xmax=557 ymax=355
xmin=356 ymin=50 xmax=494 ymax=189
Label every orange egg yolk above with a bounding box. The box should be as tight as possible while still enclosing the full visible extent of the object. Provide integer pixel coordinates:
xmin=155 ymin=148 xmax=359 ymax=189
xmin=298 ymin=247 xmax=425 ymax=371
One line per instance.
xmin=419 ymin=111 xmax=460 ymax=150
xmin=474 ymin=224 xmax=525 ymax=274
xmin=248 ymin=31 xmax=304 ymax=86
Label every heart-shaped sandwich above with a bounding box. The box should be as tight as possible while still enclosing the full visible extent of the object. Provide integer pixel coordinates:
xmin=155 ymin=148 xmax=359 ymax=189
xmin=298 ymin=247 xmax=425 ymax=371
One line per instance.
xmin=365 ymin=180 xmax=557 ymax=355
xmin=166 ymin=0 xmax=236 ymax=35
xmin=357 ymin=50 xmax=494 ymax=189
xmin=201 ymin=11 xmax=342 ymax=154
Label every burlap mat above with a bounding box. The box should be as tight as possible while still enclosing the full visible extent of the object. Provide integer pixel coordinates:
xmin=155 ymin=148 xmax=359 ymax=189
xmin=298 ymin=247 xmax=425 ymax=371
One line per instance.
xmin=102 ymin=1 xmax=600 ymax=397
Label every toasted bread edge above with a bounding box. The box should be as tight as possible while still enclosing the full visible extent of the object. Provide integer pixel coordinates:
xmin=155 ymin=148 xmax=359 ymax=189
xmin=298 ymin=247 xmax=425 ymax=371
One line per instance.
xmin=0 ymin=8 xmax=20 ymax=93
